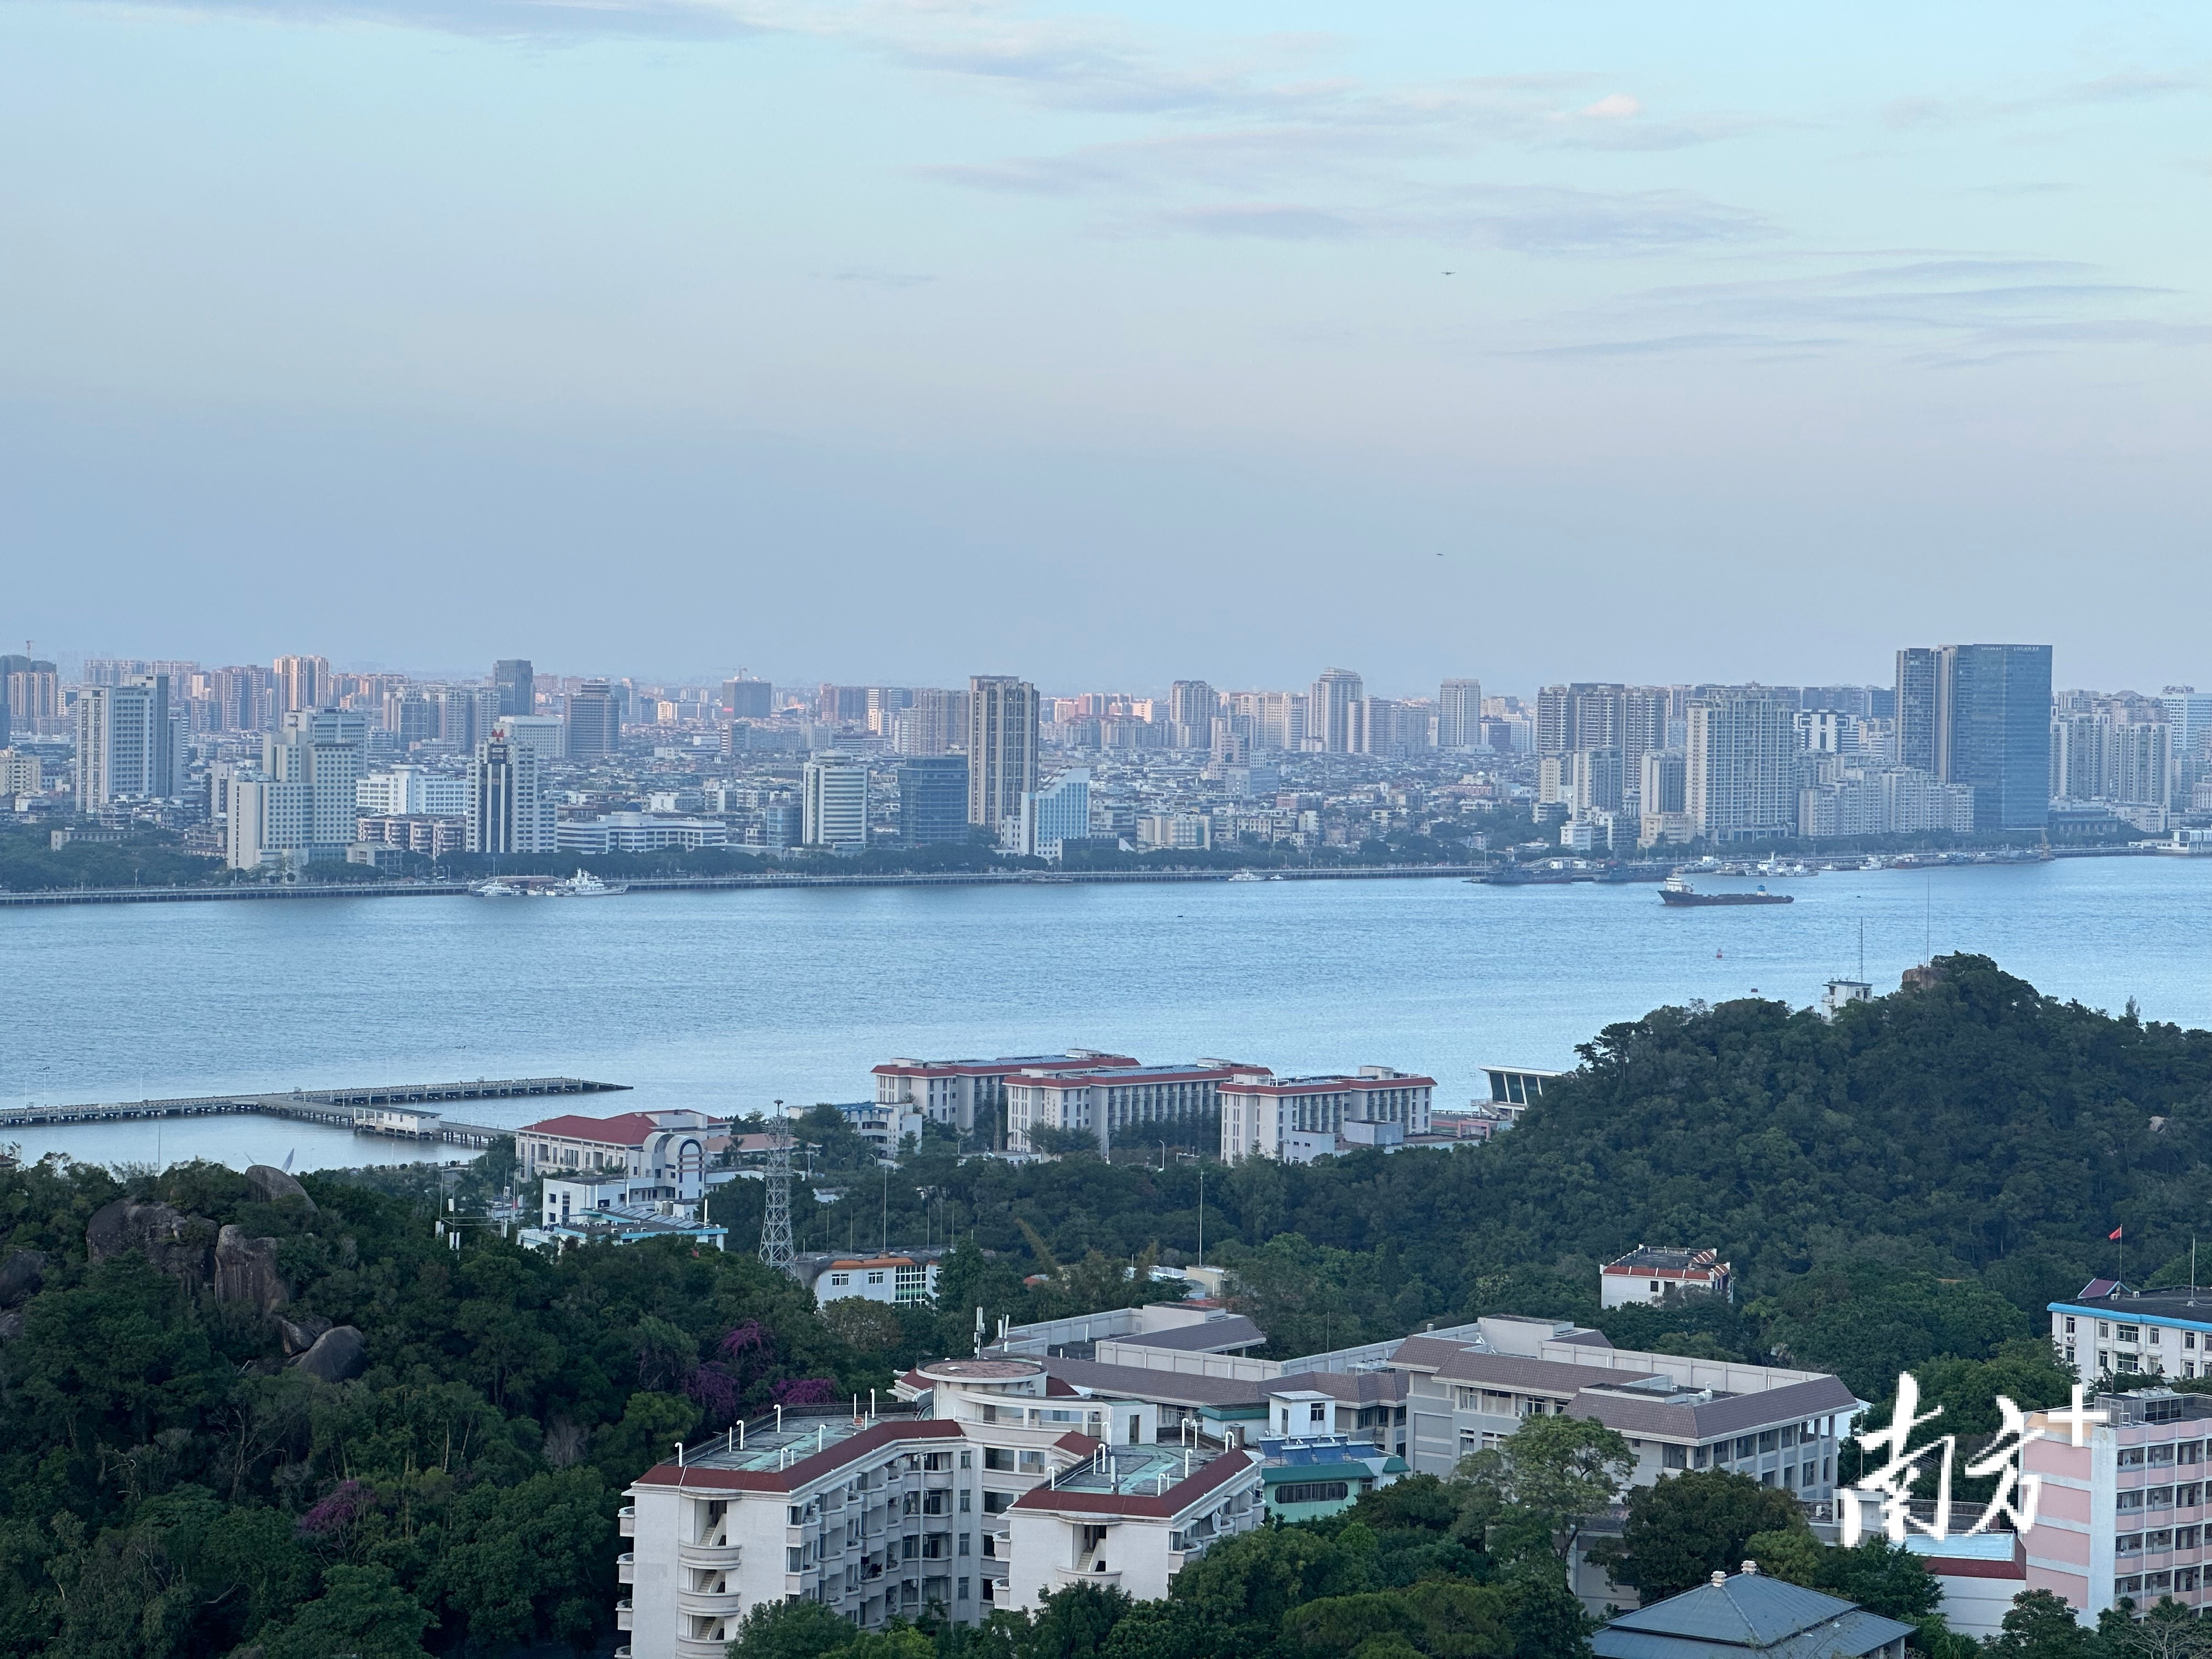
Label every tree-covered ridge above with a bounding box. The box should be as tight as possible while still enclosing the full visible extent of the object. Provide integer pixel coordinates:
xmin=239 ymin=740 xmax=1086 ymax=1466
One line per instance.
xmin=1474 ymin=953 xmax=2212 ymax=1288
xmin=867 ymin=957 xmax=2212 ymax=1385
xmin=0 ymin=1156 xmax=905 ymax=1657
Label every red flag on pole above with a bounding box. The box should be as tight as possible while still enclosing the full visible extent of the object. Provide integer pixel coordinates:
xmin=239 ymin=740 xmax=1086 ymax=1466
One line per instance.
xmin=2111 ymin=1227 xmax=2125 ymax=1240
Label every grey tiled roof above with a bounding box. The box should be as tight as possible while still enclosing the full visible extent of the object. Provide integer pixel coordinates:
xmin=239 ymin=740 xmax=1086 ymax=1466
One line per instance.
xmin=1042 ymin=1356 xmax=1269 ymax=1409
xmin=1594 ymin=1575 xmax=1915 ymax=1659
xmin=1578 ymin=1375 xmax=1859 ymax=1441
xmin=1113 ymin=1315 xmax=1266 ymax=1353
xmin=1417 ymin=1349 xmax=1664 ymax=1394
xmin=1293 ymin=1370 xmax=1408 ymax=1404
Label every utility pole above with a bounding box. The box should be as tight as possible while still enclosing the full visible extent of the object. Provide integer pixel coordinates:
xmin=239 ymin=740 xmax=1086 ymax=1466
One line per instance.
xmin=760 ymin=1099 xmax=795 ymax=1277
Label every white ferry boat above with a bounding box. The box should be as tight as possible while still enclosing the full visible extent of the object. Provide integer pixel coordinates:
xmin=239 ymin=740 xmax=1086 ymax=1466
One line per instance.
xmin=550 ymin=869 xmax=627 ymax=897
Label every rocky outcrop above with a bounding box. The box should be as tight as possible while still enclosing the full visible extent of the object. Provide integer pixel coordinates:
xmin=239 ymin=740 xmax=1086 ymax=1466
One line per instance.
xmin=215 ymin=1226 xmax=289 ymax=1313
xmin=244 ymin=1165 xmax=315 ymax=1213
xmin=86 ymin=1199 xmax=212 ymax=1281
xmin=290 ymin=1325 xmax=366 ymax=1384
xmin=0 ymin=1249 xmax=46 ymax=1307
xmin=275 ymin=1314 xmax=332 ymax=1356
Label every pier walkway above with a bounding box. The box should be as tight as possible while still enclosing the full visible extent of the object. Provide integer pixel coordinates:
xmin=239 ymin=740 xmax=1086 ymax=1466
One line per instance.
xmin=0 ymin=1075 xmax=628 ymax=1148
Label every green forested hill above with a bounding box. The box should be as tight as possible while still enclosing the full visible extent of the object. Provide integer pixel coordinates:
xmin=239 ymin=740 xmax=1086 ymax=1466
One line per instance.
xmin=902 ymin=956 xmax=2212 ymax=1392
xmin=1272 ymin=952 xmax=2212 ymax=1301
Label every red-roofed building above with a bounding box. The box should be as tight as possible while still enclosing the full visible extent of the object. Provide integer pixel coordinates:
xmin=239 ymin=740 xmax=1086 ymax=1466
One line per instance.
xmin=1218 ymin=1068 xmax=1436 ymax=1163
xmin=616 ymin=1357 xmax=1263 ymax=1655
xmin=517 ymin=1109 xmax=721 ymax=1203
xmin=1005 ymin=1061 xmax=1267 ymax=1154
xmin=872 ymin=1049 xmax=1141 ymax=1135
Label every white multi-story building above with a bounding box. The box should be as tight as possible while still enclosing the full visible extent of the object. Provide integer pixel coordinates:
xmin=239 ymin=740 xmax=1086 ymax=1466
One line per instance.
xmin=1798 ymin=766 xmax=1977 ymax=839
xmin=807 ymin=1254 xmax=941 ymax=1308
xmin=516 ymin=1109 xmax=718 ymax=1196
xmin=1005 ymin=1062 xmax=1259 ymax=1154
xmin=1016 ymin=769 xmax=1090 ymax=860
xmin=1599 ymin=1246 xmax=1733 ymax=1309
xmin=803 ymin=755 xmax=870 ymax=851
xmin=1135 ymin=812 xmax=1212 ymax=851
xmin=75 ymin=676 xmax=177 ymax=806
xmin=871 ymin=1050 xmax=1139 ymax=1136
xmin=1218 ymin=1069 xmax=1436 ymax=1163
xmin=226 ymin=710 xmax=365 ymax=868
xmin=1309 ymin=669 xmax=1363 ymax=753
xmin=618 ymin=1359 xmax=1263 ymax=1657
xmin=0 ymin=749 xmax=43 ymax=795
xmin=1003 ymin=1440 xmax=1262 ymax=1613
xmin=1437 ymin=679 xmax=1483 ymax=750
xmin=495 ymin=713 xmax=566 ymax=761
xmin=1391 ymin=1317 xmax=1855 ymax=1496
xmin=558 ymin=814 xmax=730 ymax=854
xmin=1688 ymin=688 xmax=1798 ymax=842
xmin=2046 ymin=1284 xmax=2212 ymax=1387
xmin=356 ymin=765 xmax=467 ymax=817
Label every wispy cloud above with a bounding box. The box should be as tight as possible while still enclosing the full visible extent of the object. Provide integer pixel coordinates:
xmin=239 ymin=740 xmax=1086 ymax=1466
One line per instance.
xmin=1506 ymin=257 xmax=2206 ymax=364
xmin=1160 ymin=203 xmax=1359 ymax=240
xmin=93 ymin=0 xmax=769 ymax=41
xmin=1109 ymin=184 xmax=1773 ymax=255
xmin=1883 ymin=69 xmax=2200 ymax=130
xmin=817 ymin=267 xmax=935 ymax=288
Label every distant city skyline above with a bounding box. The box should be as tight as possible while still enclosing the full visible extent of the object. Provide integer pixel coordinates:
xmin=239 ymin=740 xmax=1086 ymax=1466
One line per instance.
xmin=10 ymin=644 xmax=2207 ymax=708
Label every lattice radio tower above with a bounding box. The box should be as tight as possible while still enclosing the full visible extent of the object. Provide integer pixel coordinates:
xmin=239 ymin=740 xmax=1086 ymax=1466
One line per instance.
xmin=759 ymin=1098 xmax=795 ymax=1276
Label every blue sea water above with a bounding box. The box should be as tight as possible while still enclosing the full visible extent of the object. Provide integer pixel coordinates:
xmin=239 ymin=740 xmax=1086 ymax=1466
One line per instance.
xmin=5 ymin=858 xmax=2207 ymax=1171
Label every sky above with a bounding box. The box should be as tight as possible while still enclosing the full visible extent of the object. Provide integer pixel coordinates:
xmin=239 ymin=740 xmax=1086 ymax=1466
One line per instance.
xmin=2 ymin=1 xmax=2208 ymax=696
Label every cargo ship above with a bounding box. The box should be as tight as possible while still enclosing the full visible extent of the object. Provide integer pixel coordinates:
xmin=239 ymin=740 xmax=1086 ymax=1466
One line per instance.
xmin=1659 ymin=874 xmax=1792 ymax=907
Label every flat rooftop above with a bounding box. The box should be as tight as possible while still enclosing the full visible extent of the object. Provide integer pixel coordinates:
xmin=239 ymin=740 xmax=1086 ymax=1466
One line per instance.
xmin=686 ymin=1415 xmax=873 ymax=1475
xmin=1043 ymin=1442 xmax=1235 ymax=1498
xmin=2052 ymin=1286 xmax=2212 ymax=1324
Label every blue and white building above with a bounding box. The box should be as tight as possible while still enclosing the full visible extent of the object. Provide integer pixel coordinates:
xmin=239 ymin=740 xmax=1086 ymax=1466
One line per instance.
xmin=1016 ymin=768 xmax=1090 ymax=860
xmin=2048 ymin=1280 xmax=2212 ymax=1384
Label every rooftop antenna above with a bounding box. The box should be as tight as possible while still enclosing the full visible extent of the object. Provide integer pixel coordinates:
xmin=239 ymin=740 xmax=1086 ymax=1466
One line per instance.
xmin=759 ymin=1099 xmax=794 ymax=1277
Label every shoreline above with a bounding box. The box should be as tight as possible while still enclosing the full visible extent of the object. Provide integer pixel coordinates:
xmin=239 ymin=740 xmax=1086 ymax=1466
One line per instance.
xmin=0 ymin=840 xmax=2166 ymax=908
xmin=0 ymin=862 xmax=1491 ymax=906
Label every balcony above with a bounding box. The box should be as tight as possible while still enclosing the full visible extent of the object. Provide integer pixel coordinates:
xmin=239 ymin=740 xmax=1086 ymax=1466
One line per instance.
xmin=676 ymin=1641 xmax=733 ymax=1659
xmin=619 ymin=1505 xmax=636 ymax=1538
xmin=677 ymin=1540 xmax=745 ymax=1570
xmin=617 ymin=1553 xmax=636 ymax=1584
xmin=676 ymin=1588 xmax=745 ymax=1618
xmin=616 ymin=1600 xmax=634 ymax=1632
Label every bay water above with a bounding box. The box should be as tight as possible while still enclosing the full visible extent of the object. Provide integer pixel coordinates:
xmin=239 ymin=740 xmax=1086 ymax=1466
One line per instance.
xmin=6 ymin=857 xmax=2207 ymax=1172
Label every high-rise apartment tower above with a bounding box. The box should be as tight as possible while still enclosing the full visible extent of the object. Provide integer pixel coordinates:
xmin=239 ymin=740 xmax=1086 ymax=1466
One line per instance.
xmin=967 ymin=676 xmax=1038 ymax=831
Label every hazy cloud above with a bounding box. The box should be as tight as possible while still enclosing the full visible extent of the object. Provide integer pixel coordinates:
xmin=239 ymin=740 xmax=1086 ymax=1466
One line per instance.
xmin=817 ymin=268 xmax=935 ymax=288
xmin=93 ymin=0 xmax=766 ymax=40
xmin=1511 ymin=257 xmax=2204 ymax=362
xmin=1160 ymin=203 xmax=1359 ymax=240
xmin=1883 ymin=69 xmax=2199 ymax=129
xmin=1577 ymin=93 xmax=1640 ymax=120
xmin=1120 ymin=184 xmax=1773 ymax=255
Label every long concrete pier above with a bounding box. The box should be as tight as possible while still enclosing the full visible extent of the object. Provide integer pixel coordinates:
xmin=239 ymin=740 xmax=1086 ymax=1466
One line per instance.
xmin=0 ymin=1075 xmax=629 ymax=1147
